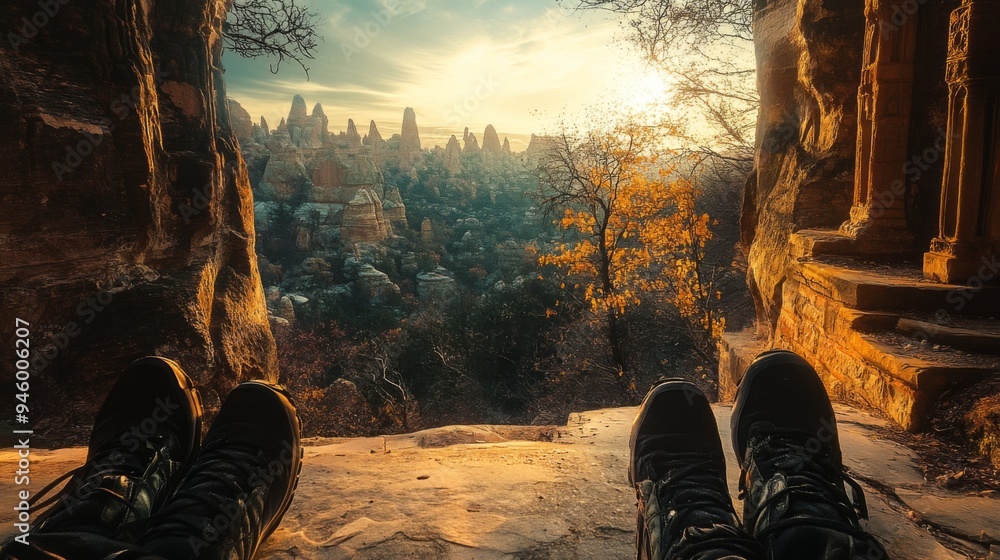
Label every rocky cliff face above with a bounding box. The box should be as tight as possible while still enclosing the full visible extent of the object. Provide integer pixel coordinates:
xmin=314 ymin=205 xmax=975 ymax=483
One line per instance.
xmin=743 ymin=0 xmax=866 ymax=327
xmin=0 ymin=0 xmax=277 ymax=427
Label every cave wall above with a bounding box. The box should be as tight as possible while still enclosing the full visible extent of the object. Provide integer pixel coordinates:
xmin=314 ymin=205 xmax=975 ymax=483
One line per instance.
xmin=0 ymin=0 xmax=277 ymax=430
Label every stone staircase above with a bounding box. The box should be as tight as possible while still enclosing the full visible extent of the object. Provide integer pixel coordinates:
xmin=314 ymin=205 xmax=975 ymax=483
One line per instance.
xmin=721 ymin=230 xmax=1000 ymax=433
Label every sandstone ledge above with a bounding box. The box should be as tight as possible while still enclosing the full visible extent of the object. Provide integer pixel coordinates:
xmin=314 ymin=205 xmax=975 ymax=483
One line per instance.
xmin=1 ymin=407 xmax=995 ymax=558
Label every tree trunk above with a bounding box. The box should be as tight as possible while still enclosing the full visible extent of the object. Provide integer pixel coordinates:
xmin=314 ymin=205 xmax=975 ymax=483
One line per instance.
xmin=607 ymin=309 xmax=633 ymax=397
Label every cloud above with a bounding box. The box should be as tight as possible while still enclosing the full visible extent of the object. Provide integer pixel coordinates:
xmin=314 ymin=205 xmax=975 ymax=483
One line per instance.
xmin=223 ymin=0 xmax=651 ymax=147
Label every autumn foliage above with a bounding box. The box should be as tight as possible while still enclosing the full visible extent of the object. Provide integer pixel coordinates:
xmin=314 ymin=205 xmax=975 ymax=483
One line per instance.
xmin=536 ymin=118 xmax=725 ymax=390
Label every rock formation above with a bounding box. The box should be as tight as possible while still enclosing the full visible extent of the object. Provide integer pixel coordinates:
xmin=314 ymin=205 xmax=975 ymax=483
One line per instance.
xmin=342 ymin=189 xmax=391 ymax=244
xmin=464 ymin=131 xmax=481 ymax=154
xmin=0 ymin=0 xmax=277 ymax=428
xmin=287 ymin=94 xmax=309 ymax=130
xmin=364 ymin=120 xmax=385 ymax=165
xmin=502 ymin=137 xmax=512 ymax=156
xmin=417 ymin=267 xmax=458 ymax=300
xmin=346 ymin=118 xmax=363 ymax=149
xmin=399 ymin=107 xmax=422 ymax=168
xmin=356 ymin=264 xmax=401 ymax=299
xmin=255 ymin=116 xmax=271 ymax=143
xmin=444 ymin=135 xmax=463 ymax=175
xmin=420 ymin=217 xmax=434 ymax=246
xmin=482 ymin=125 xmax=502 ymax=154
xmin=382 ymin=186 xmax=408 ymax=227
xmin=258 ymin=146 xmax=310 ymax=201
xmin=228 ymin=98 xmax=255 ymax=146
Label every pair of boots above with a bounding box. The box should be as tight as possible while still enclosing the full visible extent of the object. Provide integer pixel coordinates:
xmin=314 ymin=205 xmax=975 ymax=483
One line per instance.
xmin=3 ymin=357 xmax=302 ymax=560
xmin=630 ymin=350 xmax=890 ymax=560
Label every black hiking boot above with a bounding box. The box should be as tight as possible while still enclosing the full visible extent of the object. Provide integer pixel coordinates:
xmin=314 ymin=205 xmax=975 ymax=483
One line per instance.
xmin=630 ymin=379 xmax=765 ymax=560
xmin=30 ymin=357 xmax=203 ymax=541
xmin=731 ymin=350 xmax=889 ymax=559
xmin=139 ymin=381 xmax=303 ymax=560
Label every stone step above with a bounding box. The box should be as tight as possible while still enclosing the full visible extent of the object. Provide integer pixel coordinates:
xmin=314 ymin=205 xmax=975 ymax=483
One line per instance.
xmin=895 ymin=318 xmax=1000 ymax=355
xmin=791 ymin=259 xmax=1000 ymax=315
xmin=851 ymin=329 xmax=1000 ymax=390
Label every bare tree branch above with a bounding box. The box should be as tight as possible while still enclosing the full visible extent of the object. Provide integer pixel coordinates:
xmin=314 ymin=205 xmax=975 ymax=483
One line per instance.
xmin=224 ymin=0 xmax=320 ymax=77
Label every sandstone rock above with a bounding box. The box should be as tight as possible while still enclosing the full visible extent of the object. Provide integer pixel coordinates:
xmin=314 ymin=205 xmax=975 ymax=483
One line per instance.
xmin=258 ymin=146 xmax=310 ymax=202
xmin=277 ymin=296 xmax=296 ymax=324
xmin=342 ymin=189 xmax=389 ymax=244
xmin=420 ymin=217 xmax=434 ymax=246
xmin=287 ymin=94 xmax=309 ymax=130
xmin=482 ymin=124 xmax=502 ymax=154
xmin=0 ymin=0 xmax=278 ymax=429
xmin=227 ymin=98 xmax=254 ymax=147
xmin=266 ymin=286 xmax=282 ymax=307
xmin=524 ymin=134 xmax=557 ymax=164
xmin=743 ymin=0 xmax=865 ymax=329
xmin=346 ymin=153 xmax=382 ymax=188
xmin=399 ymin=107 xmax=421 ymax=168
xmin=346 ymin=118 xmax=363 ymax=149
xmin=382 ymin=186 xmax=407 ymax=227
xmin=254 ymin=116 xmax=271 ymax=143
xmin=444 ymin=135 xmax=462 ymax=175
xmin=364 ymin=120 xmax=386 ymax=165
xmin=502 ymin=137 xmax=512 ymax=156
xmin=14 ymin=406 xmax=972 ymax=560
xmin=464 ymin=132 xmax=480 ymax=154
xmin=417 ymin=267 xmax=458 ymax=300
xmin=356 ymin=264 xmax=401 ymax=299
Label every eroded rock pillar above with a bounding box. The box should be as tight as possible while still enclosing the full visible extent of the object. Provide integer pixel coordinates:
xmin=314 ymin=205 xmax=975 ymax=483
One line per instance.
xmin=924 ymin=0 xmax=1000 ymax=283
xmin=841 ymin=0 xmax=918 ymax=246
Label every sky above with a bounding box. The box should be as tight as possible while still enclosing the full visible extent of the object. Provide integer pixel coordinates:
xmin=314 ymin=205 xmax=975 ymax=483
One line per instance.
xmin=221 ymin=0 xmax=671 ymax=151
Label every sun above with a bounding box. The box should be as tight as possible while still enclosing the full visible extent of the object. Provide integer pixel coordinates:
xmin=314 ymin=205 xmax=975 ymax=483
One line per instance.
xmin=622 ymin=68 xmax=672 ymax=111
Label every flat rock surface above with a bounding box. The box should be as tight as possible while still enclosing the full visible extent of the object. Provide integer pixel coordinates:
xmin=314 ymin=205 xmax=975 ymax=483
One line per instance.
xmin=2 ymin=405 xmax=996 ymax=558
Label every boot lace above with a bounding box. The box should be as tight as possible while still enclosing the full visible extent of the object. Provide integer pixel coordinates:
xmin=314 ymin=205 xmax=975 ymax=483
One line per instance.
xmin=30 ymin=433 xmax=176 ymax=537
xmin=639 ymin=440 xmax=763 ymax=558
xmin=741 ymin=427 xmax=873 ymax=542
xmin=139 ymin=437 xmax=270 ymax=559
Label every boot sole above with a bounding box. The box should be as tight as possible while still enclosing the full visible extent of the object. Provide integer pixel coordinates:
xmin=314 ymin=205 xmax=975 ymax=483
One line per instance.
xmin=241 ymin=381 xmax=303 ymax=557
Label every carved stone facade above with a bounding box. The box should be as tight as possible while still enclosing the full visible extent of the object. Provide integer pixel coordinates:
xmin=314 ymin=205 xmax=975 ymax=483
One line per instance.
xmin=924 ymin=0 xmax=1000 ymax=282
xmin=841 ymin=0 xmax=919 ymax=246
xmin=724 ymin=0 xmax=999 ymax=439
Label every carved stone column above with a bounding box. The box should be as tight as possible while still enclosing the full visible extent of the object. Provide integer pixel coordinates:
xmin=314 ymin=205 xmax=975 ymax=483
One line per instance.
xmin=841 ymin=0 xmax=918 ymax=246
xmin=924 ymin=0 xmax=1000 ymax=283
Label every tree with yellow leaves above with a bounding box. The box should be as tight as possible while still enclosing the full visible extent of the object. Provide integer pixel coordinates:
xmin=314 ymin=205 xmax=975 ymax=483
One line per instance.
xmin=535 ymin=118 xmax=725 ymax=393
